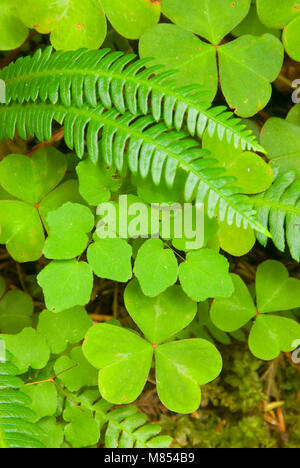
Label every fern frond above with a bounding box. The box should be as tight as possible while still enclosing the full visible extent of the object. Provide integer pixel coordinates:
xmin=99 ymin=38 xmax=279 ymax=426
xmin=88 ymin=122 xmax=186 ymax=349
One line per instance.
xmin=78 ymin=394 xmax=172 ymax=448
xmin=0 ymin=47 xmax=265 ymax=154
xmin=0 ymin=100 xmax=269 ymax=236
xmin=0 ymin=349 xmax=45 ymax=448
xmin=251 ymin=171 xmax=300 ymax=261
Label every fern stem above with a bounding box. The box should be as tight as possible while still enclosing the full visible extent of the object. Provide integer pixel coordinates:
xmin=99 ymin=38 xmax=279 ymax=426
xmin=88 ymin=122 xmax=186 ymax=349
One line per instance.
xmin=251 ymin=197 xmax=300 ymax=216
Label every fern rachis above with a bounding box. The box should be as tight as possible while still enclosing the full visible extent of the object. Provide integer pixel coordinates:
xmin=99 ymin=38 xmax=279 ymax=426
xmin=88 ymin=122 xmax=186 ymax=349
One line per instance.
xmin=0 ymin=100 xmax=269 ymax=236
xmin=0 ymin=47 xmax=265 ymax=154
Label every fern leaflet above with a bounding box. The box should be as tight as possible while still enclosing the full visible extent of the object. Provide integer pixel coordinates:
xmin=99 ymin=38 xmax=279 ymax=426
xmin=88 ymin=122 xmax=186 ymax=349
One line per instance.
xmin=77 ymin=392 xmax=172 ymax=448
xmin=0 ymin=47 xmax=265 ymax=154
xmin=0 ymin=100 xmax=269 ymax=236
xmin=0 ymin=349 xmax=45 ymax=448
xmin=251 ymin=171 xmax=300 ymax=261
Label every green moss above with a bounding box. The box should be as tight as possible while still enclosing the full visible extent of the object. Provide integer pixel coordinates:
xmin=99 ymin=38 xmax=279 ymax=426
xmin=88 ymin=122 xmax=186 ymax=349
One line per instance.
xmin=161 ymin=345 xmax=299 ymax=448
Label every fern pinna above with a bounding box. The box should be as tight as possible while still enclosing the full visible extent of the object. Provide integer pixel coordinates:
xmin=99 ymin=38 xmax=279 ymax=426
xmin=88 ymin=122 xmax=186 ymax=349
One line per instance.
xmin=0 ymin=349 xmax=44 ymax=448
xmin=0 ymin=47 xmax=265 ymax=153
xmin=0 ymin=100 xmax=268 ymax=236
xmin=77 ymin=392 xmax=172 ymax=449
xmin=252 ymin=170 xmax=300 ymax=262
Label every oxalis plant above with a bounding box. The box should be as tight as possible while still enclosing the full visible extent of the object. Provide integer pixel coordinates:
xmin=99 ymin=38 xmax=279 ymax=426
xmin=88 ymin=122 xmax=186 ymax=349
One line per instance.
xmin=0 ymin=0 xmax=299 ymax=449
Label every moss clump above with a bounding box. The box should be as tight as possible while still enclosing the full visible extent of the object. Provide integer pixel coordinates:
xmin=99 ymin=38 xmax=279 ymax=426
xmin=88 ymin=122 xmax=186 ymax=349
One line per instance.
xmin=161 ymin=345 xmax=299 ymax=448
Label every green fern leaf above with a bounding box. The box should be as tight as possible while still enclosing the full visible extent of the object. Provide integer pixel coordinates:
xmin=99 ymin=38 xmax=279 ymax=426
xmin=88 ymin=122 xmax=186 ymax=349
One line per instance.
xmin=78 ymin=394 xmax=172 ymax=448
xmin=0 ymin=100 xmax=269 ymax=236
xmin=252 ymin=171 xmax=300 ymax=262
xmin=0 ymin=350 xmax=45 ymax=448
xmin=0 ymin=47 xmax=265 ymax=154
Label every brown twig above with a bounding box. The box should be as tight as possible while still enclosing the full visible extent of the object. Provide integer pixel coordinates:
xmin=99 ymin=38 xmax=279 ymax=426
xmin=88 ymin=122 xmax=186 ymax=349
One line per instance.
xmin=27 ymin=127 xmax=65 ymax=156
xmin=113 ymin=283 xmax=119 ymax=318
xmin=89 ymin=313 xmax=113 ymax=322
xmin=16 ymin=263 xmax=28 ymax=293
xmin=25 ymin=364 xmax=83 ymax=411
xmin=1 ymin=31 xmax=38 ymax=69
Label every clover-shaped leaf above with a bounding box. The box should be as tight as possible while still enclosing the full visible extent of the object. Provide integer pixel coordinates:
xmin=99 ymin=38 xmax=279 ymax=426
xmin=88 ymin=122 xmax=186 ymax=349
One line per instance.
xmin=22 ymin=382 xmax=58 ymax=423
xmin=0 ymin=148 xmax=67 ymax=204
xmin=134 ymin=239 xmax=178 ymax=297
xmin=76 ymin=159 xmax=120 ymax=206
xmin=140 ymin=24 xmax=218 ymax=101
xmin=257 ymin=0 xmax=300 ymax=61
xmin=283 ymin=14 xmax=300 ymax=61
xmin=260 ymin=117 xmax=300 ymax=177
xmin=0 ymin=289 xmax=34 ymax=334
xmin=83 ymin=324 xmax=153 ymax=405
xmin=16 ymin=0 xmax=161 ymax=51
xmin=161 ymin=0 xmax=251 ymax=45
xmin=0 ymin=184 xmax=15 ymax=201
xmin=257 ymin=0 xmax=300 ymax=29
xmin=232 ymin=4 xmax=281 ymax=37
xmin=101 ymin=0 xmax=161 ymax=40
xmin=83 ymin=284 xmax=222 ymax=413
xmin=43 ymin=203 xmax=94 ymax=260
xmin=210 ymin=274 xmax=256 ymax=332
xmin=39 ymin=179 xmax=86 ymax=230
xmin=218 ymin=34 xmax=284 ymax=117
xmin=155 ymin=339 xmax=222 ymax=414
xmin=16 ymin=0 xmax=70 ymax=34
xmin=180 ymin=300 xmax=248 ymax=345
xmin=256 ymin=260 xmax=300 ymax=313
xmin=140 ymin=25 xmax=284 ymax=116
xmin=0 ymin=200 xmax=45 ymax=262
xmin=37 ymin=260 xmax=93 ymax=313
xmin=37 ymin=306 xmax=92 ymax=354
xmin=179 ymin=249 xmax=234 ymax=302
xmin=38 ymin=417 xmax=64 ymax=449
xmin=17 ymin=0 xmax=107 ymax=50
xmin=54 ymin=346 xmax=98 ymax=392
xmin=210 ymin=260 xmax=300 ymax=360
xmin=124 ymin=279 xmax=197 ymax=344
xmin=0 ymin=148 xmax=71 ymax=262
xmin=0 ymin=0 xmax=29 ymax=50
xmin=63 ymin=404 xmax=100 ymax=448
xmin=98 ymin=195 xmax=154 ymax=239
xmin=87 ymin=238 xmax=132 ymax=282
xmin=203 ymin=129 xmax=274 ymax=194
xmin=1 ymin=328 xmax=50 ymax=373
xmin=172 ymin=213 xmax=218 ymax=253
xmin=218 ymin=222 xmax=256 ymax=257
xmin=249 ymin=314 xmax=300 ymax=361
